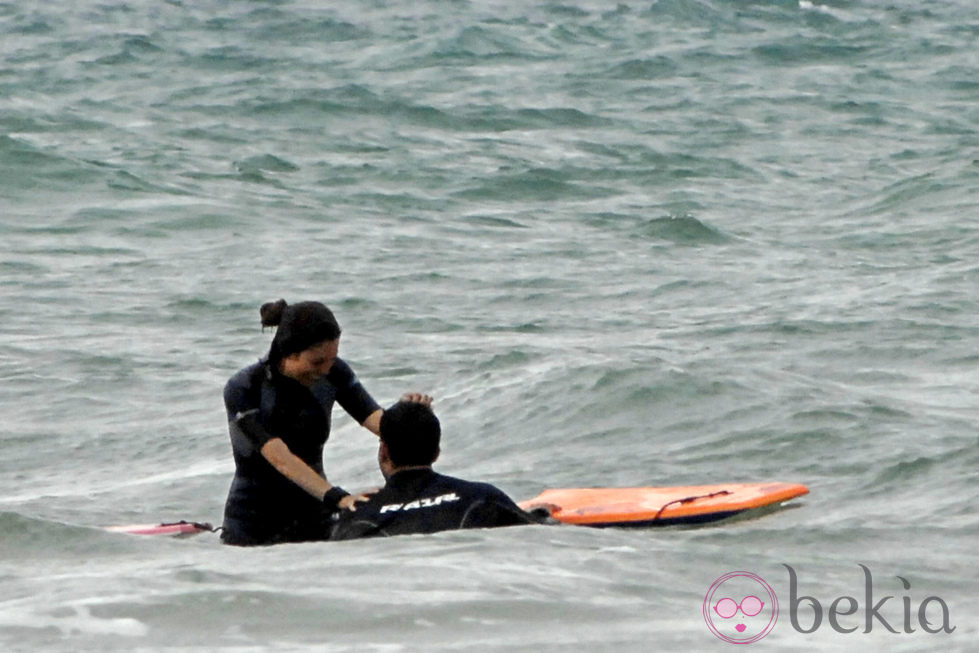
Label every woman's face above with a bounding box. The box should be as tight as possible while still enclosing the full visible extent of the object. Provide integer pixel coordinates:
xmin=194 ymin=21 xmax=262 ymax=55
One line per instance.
xmin=280 ymin=339 xmax=339 ymax=386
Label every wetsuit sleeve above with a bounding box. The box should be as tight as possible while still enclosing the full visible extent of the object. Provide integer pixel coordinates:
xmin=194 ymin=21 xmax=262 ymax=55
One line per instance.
xmin=330 ymin=515 xmax=384 ymax=541
xmin=230 ymin=409 xmax=275 ymax=452
xmin=460 ymin=486 xmax=539 ymax=529
xmin=224 ymin=368 xmax=275 ymax=453
xmin=460 ymin=500 xmax=539 ymax=529
xmin=328 ymin=359 xmax=381 ymax=425
xmin=223 ymin=369 xmax=253 ymax=421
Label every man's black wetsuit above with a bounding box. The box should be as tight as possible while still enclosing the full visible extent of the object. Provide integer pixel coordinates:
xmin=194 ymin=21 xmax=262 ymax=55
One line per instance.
xmin=221 ymin=357 xmax=379 ymax=546
xmin=330 ymin=468 xmax=536 ymax=540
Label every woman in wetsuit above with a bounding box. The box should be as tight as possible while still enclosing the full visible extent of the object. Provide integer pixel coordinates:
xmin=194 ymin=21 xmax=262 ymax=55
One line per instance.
xmin=220 ymin=299 xmax=404 ymax=545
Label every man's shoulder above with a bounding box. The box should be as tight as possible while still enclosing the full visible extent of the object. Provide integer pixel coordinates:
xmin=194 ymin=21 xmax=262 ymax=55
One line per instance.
xmin=428 ymin=472 xmax=534 ymax=528
xmin=368 ymin=470 xmax=512 ymax=508
xmin=426 ymin=472 xmax=517 ymax=504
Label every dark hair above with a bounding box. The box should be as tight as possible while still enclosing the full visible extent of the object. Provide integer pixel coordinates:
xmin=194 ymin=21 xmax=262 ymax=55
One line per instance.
xmin=380 ymin=401 xmax=441 ymax=467
xmin=261 ymin=299 xmax=342 ymax=365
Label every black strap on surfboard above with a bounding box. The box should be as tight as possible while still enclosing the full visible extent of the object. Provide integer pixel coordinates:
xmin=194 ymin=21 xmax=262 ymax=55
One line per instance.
xmin=651 ymin=490 xmax=732 ymax=521
xmin=159 ymin=520 xmax=221 ymax=533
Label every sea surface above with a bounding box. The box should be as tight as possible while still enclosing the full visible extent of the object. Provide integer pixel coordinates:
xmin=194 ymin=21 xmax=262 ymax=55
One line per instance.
xmin=1 ymin=0 xmax=977 ymax=651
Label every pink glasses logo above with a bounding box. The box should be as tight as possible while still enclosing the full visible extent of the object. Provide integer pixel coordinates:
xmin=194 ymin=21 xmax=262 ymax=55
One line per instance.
xmin=704 ymin=571 xmax=779 ymax=644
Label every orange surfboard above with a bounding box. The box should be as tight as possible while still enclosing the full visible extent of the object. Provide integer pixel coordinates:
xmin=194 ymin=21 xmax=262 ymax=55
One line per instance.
xmin=518 ymin=482 xmax=809 ymax=527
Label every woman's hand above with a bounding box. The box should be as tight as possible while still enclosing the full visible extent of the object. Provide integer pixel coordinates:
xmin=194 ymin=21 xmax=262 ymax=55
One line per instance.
xmin=362 ymin=394 xmax=434 ymax=436
xmin=338 ymin=490 xmax=377 ymax=512
xmin=400 ymin=393 xmax=433 ymax=406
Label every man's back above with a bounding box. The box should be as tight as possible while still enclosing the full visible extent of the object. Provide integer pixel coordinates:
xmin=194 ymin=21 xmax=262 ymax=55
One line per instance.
xmin=330 ymin=468 xmax=535 ymax=540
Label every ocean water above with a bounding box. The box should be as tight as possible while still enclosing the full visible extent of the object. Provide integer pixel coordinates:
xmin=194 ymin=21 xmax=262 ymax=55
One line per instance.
xmin=1 ymin=0 xmax=977 ymax=650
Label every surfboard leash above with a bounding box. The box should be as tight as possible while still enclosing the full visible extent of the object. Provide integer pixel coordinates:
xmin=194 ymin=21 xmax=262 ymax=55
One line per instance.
xmin=651 ymin=490 xmax=732 ymax=521
xmin=159 ymin=520 xmax=222 ymax=533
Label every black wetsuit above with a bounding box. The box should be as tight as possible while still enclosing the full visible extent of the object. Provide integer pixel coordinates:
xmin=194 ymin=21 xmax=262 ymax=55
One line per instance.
xmin=221 ymin=357 xmax=379 ymax=546
xmin=330 ymin=468 xmax=536 ymax=540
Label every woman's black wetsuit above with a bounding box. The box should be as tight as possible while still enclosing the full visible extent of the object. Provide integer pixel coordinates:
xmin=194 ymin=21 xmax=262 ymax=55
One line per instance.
xmin=220 ymin=357 xmax=379 ymax=545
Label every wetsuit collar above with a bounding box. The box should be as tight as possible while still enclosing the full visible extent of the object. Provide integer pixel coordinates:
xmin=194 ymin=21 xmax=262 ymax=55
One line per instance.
xmin=385 ymin=467 xmax=435 ymax=485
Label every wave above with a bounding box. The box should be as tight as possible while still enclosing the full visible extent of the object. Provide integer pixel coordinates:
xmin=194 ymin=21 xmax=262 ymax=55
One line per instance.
xmin=432 ymin=25 xmax=559 ymax=61
xmin=93 ymin=35 xmax=165 ymax=66
xmin=603 ymin=56 xmax=680 ymax=80
xmin=0 ymin=135 xmax=108 ymax=192
xmin=453 ymin=167 xmax=617 ymax=202
xmin=640 ymin=214 xmax=730 ymax=245
xmin=233 ymin=153 xmax=300 ymax=175
xmin=0 ymin=512 xmax=136 ymax=558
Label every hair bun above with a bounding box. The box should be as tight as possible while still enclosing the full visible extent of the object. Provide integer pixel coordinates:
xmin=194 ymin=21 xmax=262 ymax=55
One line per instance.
xmin=260 ymin=299 xmax=288 ymax=328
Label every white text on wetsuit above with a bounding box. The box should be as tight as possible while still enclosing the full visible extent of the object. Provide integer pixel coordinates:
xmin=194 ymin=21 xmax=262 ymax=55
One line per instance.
xmin=379 ymin=493 xmax=460 ymax=513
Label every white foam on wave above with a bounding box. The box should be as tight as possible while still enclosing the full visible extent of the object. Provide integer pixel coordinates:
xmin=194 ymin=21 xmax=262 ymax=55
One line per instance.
xmin=798 ymin=0 xmax=848 ymax=19
xmin=0 ymin=605 xmax=148 ymax=638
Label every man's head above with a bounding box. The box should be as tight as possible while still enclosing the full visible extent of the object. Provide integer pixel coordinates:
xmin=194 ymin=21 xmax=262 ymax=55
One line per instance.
xmin=378 ymin=400 xmax=441 ymax=476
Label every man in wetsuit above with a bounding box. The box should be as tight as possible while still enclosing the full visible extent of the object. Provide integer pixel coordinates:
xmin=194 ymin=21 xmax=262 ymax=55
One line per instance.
xmin=330 ymin=400 xmax=536 ymax=540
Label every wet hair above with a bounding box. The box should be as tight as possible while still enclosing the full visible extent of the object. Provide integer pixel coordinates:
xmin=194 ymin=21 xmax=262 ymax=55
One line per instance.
xmin=380 ymin=401 xmax=441 ymax=467
xmin=261 ymin=299 xmax=341 ymax=365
